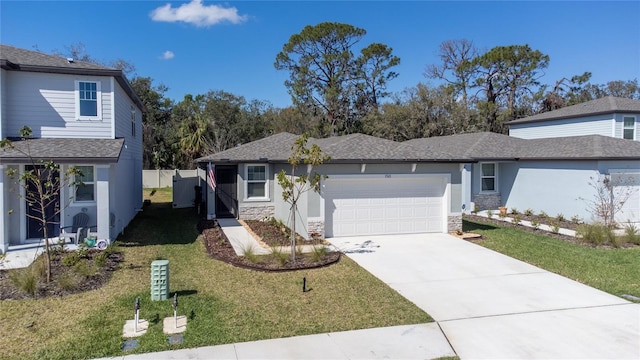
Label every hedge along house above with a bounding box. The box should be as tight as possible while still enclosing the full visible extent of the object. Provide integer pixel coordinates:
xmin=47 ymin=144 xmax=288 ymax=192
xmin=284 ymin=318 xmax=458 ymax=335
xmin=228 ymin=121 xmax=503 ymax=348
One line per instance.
xmin=0 ymin=44 xmax=143 ymax=253
xmin=196 ymin=132 xmax=473 ymax=239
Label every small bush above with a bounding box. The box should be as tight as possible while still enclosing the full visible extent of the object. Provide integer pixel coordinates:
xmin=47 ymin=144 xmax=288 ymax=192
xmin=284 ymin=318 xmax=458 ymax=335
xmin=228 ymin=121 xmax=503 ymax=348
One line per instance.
xmin=241 ymin=246 xmax=260 ymax=264
xmin=472 ymin=204 xmax=479 ymax=214
xmin=74 ymin=260 xmax=98 ymax=278
xmin=487 ymin=210 xmax=493 ymax=218
xmin=624 ymin=223 xmax=639 ymax=244
xmin=310 ymin=245 xmax=328 ymax=262
xmin=10 ymin=268 xmax=39 ymax=297
xmin=269 ymin=247 xmax=289 ymax=266
xmin=56 ymin=272 xmax=79 ymax=291
xmin=524 ymin=208 xmax=534 ymax=216
xmin=512 ymin=214 xmax=522 ymax=226
xmin=94 ymin=252 xmax=108 ymax=268
xmin=510 ymin=208 xmax=519 ymax=215
xmin=571 ymin=215 xmax=583 ymax=224
xmin=556 ymin=213 xmax=566 ymax=222
xmin=550 ymin=220 xmax=560 ymax=234
xmin=62 ymin=252 xmax=81 ymax=267
xmin=576 ymin=223 xmax=612 ymax=246
xmin=538 ymin=210 xmax=548 ymax=219
xmin=531 ymin=219 xmax=540 ymax=230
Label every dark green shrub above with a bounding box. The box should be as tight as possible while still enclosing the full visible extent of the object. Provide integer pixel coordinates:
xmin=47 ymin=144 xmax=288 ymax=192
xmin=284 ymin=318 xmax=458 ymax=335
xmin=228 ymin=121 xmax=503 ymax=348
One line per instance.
xmin=556 ymin=213 xmax=566 ymax=222
xmin=524 ymin=208 xmax=534 ymax=216
xmin=624 ymin=223 xmax=639 ymax=244
xmin=510 ymin=208 xmax=519 ymax=215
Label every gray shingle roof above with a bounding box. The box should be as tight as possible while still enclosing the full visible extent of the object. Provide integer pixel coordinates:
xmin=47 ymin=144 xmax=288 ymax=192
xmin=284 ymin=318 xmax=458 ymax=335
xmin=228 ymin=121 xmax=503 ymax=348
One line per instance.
xmin=1 ymin=44 xmax=114 ymax=71
xmin=524 ymin=135 xmax=640 ymax=160
xmin=197 ymin=131 xmax=640 ymax=164
xmin=509 ymin=96 xmax=640 ymax=125
xmin=196 ymin=132 xmax=470 ymax=163
xmin=0 ymin=44 xmax=143 ymax=110
xmin=1 ymin=138 xmax=124 ymax=164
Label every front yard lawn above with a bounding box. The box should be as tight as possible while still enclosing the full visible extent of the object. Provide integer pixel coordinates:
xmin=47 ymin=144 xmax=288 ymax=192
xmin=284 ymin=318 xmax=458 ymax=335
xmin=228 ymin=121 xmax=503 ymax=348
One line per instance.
xmin=0 ymin=188 xmax=431 ymax=360
xmin=464 ymin=219 xmax=640 ymax=301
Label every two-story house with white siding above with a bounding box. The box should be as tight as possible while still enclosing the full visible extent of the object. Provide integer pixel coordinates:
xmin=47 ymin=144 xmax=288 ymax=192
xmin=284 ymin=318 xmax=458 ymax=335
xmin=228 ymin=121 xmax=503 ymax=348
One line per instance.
xmin=508 ymin=96 xmax=640 ymax=141
xmin=0 ymin=44 xmax=143 ymax=254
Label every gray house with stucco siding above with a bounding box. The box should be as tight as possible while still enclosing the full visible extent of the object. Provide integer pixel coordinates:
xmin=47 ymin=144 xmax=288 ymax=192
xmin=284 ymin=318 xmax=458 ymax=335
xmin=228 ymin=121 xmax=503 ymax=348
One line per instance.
xmin=198 ymin=128 xmax=640 ymax=238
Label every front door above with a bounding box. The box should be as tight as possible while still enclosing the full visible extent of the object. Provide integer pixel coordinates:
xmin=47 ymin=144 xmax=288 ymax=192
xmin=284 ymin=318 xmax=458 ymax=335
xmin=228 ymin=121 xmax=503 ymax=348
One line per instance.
xmin=25 ymin=165 xmax=61 ymax=239
xmin=215 ymin=165 xmax=237 ymax=218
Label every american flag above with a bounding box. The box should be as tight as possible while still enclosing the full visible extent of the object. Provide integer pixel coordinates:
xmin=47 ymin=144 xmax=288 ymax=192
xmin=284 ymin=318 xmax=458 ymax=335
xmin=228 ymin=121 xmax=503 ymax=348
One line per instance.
xmin=208 ymin=162 xmax=216 ymax=189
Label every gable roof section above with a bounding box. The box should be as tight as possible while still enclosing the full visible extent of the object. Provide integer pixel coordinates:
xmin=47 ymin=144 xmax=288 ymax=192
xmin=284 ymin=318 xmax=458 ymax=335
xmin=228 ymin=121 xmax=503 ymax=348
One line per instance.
xmin=0 ymin=44 xmax=143 ymax=110
xmin=524 ymin=135 xmax=640 ymax=160
xmin=198 ymin=131 xmax=640 ymax=164
xmin=1 ymin=138 xmax=124 ymax=164
xmin=196 ymin=132 xmax=471 ymax=163
xmin=509 ymin=96 xmax=640 ymax=125
xmin=402 ymin=132 xmax=523 ymax=160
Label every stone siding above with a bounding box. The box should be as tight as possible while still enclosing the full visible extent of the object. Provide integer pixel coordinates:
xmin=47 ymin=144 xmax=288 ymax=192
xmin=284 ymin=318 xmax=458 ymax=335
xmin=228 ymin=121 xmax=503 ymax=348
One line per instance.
xmin=473 ymin=193 xmax=502 ymax=211
xmin=307 ymin=219 xmax=325 ymax=239
xmin=447 ymin=215 xmax=462 ymax=233
xmin=238 ymin=204 xmax=275 ymax=220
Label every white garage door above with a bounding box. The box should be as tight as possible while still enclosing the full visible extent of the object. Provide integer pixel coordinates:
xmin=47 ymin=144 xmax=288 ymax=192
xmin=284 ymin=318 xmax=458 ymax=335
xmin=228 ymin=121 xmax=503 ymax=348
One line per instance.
xmin=323 ymin=176 xmax=447 ymax=237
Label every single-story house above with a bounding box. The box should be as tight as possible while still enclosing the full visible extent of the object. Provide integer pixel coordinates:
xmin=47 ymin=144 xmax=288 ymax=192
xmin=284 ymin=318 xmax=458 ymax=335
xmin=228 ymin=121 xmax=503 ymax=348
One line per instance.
xmin=197 ymin=131 xmax=640 ymax=239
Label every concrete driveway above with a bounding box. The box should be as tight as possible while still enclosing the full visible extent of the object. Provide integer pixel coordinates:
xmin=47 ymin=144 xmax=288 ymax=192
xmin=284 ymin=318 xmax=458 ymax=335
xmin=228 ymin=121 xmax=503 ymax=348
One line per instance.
xmin=330 ymin=233 xmax=640 ymax=359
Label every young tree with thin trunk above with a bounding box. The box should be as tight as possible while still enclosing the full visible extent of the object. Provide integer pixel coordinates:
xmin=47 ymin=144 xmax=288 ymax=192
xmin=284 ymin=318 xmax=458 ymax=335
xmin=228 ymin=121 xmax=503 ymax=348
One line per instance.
xmin=276 ymin=135 xmax=330 ymax=261
xmin=1 ymin=126 xmax=81 ymax=283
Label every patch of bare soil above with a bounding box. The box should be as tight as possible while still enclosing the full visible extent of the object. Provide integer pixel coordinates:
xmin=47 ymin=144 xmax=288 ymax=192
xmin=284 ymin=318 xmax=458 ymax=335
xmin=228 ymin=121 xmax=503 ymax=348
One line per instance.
xmin=0 ymin=250 xmax=123 ymax=300
xmin=200 ymin=220 xmax=340 ymax=272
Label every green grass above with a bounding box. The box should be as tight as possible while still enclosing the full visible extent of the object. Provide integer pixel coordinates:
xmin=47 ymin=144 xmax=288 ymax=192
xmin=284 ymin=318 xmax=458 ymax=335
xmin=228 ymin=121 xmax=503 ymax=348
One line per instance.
xmin=0 ymin=188 xmax=431 ymax=360
xmin=464 ymin=219 xmax=640 ymax=301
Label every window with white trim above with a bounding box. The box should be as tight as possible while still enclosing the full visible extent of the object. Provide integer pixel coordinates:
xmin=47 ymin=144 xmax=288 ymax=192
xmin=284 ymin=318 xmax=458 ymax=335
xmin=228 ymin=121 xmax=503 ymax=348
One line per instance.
xmin=246 ymin=164 xmax=268 ymax=200
xmin=623 ymin=116 xmax=635 ymax=140
xmin=481 ymin=163 xmax=497 ymax=192
xmin=75 ymin=165 xmax=95 ymax=202
xmin=75 ymin=81 xmax=101 ymax=120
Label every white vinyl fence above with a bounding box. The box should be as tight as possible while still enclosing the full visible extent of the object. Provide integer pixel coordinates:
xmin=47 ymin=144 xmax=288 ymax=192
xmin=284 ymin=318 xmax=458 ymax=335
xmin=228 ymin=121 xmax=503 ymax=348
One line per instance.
xmin=143 ymin=170 xmax=198 ymax=188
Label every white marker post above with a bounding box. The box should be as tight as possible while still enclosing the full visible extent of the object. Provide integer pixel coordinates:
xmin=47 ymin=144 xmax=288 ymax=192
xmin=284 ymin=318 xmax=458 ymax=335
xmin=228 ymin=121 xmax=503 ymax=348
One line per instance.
xmin=172 ymin=293 xmax=178 ymax=329
xmin=134 ymin=297 xmax=140 ymax=333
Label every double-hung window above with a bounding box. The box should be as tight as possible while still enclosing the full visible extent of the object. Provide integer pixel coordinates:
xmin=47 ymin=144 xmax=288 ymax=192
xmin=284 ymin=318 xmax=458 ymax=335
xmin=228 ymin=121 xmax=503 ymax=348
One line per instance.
xmin=246 ymin=164 xmax=268 ymax=200
xmin=75 ymin=81 xmax=101 ymax=120
xmin=75 ymin=165 xmax=95 ymax=202
xmin=623 ymin=116 xmax=635 ymax=140
xmin=480 ymin=163 xmax=497 ymax=192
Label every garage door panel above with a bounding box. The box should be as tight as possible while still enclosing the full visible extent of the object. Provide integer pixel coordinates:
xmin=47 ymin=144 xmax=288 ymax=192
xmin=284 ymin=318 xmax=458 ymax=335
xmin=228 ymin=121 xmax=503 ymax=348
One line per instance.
xmin=324 ymin=176 xmax=446 ymax=237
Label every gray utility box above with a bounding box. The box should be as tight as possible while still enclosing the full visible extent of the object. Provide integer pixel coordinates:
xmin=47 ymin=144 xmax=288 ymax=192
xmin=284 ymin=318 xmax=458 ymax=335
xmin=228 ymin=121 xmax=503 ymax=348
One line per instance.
xmin=151 ymin=260 xmax=170 ymax=301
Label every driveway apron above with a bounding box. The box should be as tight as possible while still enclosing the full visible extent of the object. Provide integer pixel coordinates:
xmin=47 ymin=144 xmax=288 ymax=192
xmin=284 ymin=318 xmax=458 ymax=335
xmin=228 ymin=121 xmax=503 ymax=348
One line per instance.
xmin=330 ymin=233 xmax=640 ymax=359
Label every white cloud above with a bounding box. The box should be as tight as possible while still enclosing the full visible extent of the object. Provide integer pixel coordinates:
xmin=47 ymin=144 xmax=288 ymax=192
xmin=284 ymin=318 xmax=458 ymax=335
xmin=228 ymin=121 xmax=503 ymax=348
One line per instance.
xmin=162 ymin=50 xmax=175 ymax=60
xmin=150 ymin=0 xmax=247 ymax=27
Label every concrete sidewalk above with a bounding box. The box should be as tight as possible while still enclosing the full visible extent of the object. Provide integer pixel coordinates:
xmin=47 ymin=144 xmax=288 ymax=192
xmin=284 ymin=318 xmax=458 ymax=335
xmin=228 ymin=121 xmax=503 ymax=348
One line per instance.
xmin=217 ymin=218 xmax=271 ymax=255
xmin=331 ymin=233 xmax=640 ymax=359
xmin=97 ymin=323 xmax=455 ymax=360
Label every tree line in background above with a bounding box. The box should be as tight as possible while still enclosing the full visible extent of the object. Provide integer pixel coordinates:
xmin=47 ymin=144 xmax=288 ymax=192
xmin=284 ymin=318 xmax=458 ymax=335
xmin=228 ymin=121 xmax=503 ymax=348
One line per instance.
xmin=53 ymin=23 xmax=640 ymax=169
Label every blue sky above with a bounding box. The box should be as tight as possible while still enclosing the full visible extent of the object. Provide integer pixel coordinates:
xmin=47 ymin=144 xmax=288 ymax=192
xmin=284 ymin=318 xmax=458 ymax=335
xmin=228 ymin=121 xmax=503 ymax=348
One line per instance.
xmin=2 ymin=1 xmax=639 ymax=108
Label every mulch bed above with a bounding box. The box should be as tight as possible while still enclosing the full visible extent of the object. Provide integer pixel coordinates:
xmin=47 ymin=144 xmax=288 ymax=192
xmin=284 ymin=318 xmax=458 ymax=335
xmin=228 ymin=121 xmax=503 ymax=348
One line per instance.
xmin=0 ymin=250 xmax=123 ymax=300
xmin=200 ymin=219 xmax=340 ymax=272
